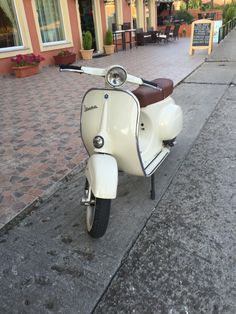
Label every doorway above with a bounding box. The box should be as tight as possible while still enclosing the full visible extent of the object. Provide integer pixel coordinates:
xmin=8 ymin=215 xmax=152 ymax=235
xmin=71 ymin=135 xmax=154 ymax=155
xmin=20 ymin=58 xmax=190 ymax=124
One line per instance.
xmin=78 ymin=0 xmax=97 ymax=50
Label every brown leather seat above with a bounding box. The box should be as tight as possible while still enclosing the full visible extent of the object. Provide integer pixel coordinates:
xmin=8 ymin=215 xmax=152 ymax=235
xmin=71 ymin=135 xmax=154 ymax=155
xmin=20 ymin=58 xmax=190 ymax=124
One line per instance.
xmin=132 ymin=78 xmax=173 ymax=107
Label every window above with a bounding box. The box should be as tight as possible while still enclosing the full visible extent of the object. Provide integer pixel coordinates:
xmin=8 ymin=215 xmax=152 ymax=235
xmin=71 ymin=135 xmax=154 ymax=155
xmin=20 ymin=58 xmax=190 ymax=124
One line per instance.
xmin=33 ymin=0 xmax=73 ymax=51
xmin=35 ymin=0 xmax=65 ymax=44
xmin=0 ymin=0 xmax=23 ymax=50
xmin=105 ymin=0 xmax=116 ymax=31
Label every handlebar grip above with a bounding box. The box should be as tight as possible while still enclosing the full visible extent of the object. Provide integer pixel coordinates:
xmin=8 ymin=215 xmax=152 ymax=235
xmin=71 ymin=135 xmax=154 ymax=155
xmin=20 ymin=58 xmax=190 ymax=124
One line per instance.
xmin=142 ymin=78 xmax=163 ymax=90
xmin=59 ymin=64 xmax=82 ymax=71
xmin=142 ymin=79 xmax=158 ymax=87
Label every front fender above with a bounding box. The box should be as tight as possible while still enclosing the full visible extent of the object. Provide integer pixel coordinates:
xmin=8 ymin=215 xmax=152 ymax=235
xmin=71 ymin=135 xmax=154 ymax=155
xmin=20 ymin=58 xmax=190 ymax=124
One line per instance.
xmin=85 ymin=154 xmax=118 ymax=199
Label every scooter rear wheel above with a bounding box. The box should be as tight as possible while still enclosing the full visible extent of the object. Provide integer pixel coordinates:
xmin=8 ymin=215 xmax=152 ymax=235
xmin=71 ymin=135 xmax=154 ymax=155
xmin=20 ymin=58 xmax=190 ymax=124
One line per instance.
xmin=86 ymin=196 xmax=111 ymax=238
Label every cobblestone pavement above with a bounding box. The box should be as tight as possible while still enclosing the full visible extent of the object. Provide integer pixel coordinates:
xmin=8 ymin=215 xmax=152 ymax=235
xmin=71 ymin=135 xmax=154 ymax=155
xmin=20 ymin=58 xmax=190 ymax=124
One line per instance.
xmin=0 ymin=38 xmax=205 ymax=228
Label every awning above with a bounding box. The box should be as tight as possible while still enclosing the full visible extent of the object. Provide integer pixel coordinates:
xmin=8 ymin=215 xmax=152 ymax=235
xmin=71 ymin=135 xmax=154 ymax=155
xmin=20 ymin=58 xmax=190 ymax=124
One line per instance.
xmin=156 ymin=0 xmax=173 ymax=3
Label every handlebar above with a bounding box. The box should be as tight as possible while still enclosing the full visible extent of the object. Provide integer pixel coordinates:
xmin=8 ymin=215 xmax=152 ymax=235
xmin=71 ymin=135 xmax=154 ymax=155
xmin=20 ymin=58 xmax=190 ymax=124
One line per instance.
xmin=59 ymin=64 xmax=83 ymax=73
xmin=60 ymin=64 xmax=106 ymax=76
xmin=59 ymin=64 xmax=162 ymax=90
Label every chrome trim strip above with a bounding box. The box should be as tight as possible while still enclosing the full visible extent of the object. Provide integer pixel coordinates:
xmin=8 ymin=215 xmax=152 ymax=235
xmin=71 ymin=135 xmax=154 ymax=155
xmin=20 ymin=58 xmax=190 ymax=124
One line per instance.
xmin=145 ymin=150 xmax=169 ymax=176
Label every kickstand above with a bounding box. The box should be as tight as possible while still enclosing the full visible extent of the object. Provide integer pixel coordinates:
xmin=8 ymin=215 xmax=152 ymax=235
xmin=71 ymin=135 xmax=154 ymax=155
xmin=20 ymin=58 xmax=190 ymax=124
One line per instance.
xmin=150 ymin=173 xmax=156 ymax=200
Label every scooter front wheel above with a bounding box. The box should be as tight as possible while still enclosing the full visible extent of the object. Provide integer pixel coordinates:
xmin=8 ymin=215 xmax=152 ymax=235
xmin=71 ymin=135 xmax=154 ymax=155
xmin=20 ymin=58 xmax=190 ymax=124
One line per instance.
xmin=86 ymin=196 xmax=111 ymax=238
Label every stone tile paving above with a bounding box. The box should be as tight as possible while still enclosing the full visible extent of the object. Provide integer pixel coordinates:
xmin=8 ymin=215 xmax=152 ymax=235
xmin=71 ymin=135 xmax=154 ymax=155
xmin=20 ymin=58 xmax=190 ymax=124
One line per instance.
xmin=0 ymin=38 xmax=206 ymax=228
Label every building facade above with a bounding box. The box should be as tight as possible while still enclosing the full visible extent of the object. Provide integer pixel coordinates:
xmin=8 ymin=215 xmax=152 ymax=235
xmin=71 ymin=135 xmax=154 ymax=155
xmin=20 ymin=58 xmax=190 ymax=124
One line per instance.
xmin=0 ymin=0 xmax=158 ymax=74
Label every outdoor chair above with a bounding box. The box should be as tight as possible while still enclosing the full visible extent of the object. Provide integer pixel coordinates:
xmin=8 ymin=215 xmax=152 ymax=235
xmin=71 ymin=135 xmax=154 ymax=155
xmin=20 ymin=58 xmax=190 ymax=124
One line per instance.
xmin=155 ymin=31 xmax=162 ymax=44
xmin=209 ymin=13 xmax=216 ymax=20
xmin=147 ymin=27 xmax=157 ymax=44
xmin=157 ymin=25 xmax=171 ymax=43
xmin=143 ymin=31 xmax=152 ymax=44
xmin=169 ymin=24 xmax=180 ymax=40
xmin=112 ymin=23 xmax=117 ymax=32
xmin=136 ymin=28 xmax=152 ymax=45
xmin=150 ymin=31 xmax=158 ymax=44
xmin=112 ymin=23 xmax=123 ymax=31
xmin=123 ymin=22 xmax=131 ymax=30
xmin=136 ymin=28 xmax=145 ymax=46
xmin=198 ymin=13 xmax=203 ymax=19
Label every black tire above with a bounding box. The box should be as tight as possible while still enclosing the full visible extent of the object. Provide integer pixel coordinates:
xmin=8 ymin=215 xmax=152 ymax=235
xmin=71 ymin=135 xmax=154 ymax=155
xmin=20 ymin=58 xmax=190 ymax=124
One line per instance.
xmin=86 ymin=197 xmax=111 ymax=238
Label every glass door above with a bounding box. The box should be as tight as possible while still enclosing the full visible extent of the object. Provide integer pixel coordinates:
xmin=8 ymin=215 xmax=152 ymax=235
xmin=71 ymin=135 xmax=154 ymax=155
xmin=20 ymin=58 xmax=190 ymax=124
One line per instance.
xmin=78 ymin=0 xmax=96 ymax=50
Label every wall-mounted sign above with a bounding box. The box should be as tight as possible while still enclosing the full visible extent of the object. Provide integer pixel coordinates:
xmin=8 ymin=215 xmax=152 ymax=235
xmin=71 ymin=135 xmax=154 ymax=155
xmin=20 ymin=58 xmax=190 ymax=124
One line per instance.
xmin=189 ymin=19 xmax=214 ymax=55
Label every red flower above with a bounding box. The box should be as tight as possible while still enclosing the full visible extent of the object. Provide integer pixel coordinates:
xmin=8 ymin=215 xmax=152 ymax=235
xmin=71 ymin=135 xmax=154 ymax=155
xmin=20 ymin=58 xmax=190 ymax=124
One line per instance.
xmin=11 ymin=53 xmax=44 ymax=67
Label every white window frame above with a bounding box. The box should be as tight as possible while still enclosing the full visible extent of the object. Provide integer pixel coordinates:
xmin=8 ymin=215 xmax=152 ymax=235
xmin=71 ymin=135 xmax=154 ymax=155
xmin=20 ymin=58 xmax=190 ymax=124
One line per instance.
xmin=32 ymin=0 xmax=73 ymax=52
xmin=0 ymin=0 xmax=33 ymax=58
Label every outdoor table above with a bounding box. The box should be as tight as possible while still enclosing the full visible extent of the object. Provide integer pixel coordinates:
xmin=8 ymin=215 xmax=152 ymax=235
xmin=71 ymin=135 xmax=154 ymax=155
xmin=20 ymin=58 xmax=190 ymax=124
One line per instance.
xmin=113 ymin=29 xmax=136 ymax=51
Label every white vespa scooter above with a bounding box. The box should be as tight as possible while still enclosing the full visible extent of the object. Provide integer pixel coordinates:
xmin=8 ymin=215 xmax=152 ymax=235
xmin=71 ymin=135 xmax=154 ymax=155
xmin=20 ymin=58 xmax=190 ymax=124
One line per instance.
xmin=60 ymin=64 xmax=183 ymax=238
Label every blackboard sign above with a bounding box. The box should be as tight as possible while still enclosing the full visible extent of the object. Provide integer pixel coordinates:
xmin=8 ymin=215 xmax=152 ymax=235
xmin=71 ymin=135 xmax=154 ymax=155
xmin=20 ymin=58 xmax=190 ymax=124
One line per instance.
xmin=192 ymin=23 xmax=211 ymax=46
xmin=189 ymin=19 xmax=214 ymax=55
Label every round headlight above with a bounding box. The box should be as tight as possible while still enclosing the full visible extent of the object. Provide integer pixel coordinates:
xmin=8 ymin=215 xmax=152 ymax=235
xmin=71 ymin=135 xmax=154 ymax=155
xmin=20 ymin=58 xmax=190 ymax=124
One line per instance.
xmin=106 ymin=66 xmax=127 ymax=88
xmin=93 ymin=136 xmax=104 ymax=149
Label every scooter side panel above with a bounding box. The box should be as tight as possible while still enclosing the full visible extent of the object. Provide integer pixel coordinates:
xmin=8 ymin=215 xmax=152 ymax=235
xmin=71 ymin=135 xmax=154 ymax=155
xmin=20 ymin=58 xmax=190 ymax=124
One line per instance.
xmin=138 ymin=96 xmax=182 ymax=174
xmin=81 ymin=89 xmax=145 ymax=176
xmin=141 ymin=96 xmax=183 ymax=141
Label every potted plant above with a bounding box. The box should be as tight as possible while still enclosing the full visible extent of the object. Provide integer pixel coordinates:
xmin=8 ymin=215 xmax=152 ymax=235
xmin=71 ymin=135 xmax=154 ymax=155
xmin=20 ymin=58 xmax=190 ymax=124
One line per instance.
xmin=104 ymin=30 xmax=115 ymax=55
xmin=182 ymin=28 xmax=187 ymax=37
xmin=80 ymin=31 xmax=94 ymax=60
xmin=53 ymin=50 xmax=76 ymax=65
xmin=11 ymin=53 xmax=44 ymax=78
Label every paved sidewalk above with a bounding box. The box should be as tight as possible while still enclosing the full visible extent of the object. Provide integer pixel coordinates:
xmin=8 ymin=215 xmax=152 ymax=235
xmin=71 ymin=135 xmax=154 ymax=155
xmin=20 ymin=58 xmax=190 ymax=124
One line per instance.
xmin=94 ymin=29 xmax=236 ymax=313
xmin=0 ymin=30 xmax=235 ymax=313
xmin=95 ymin=84 xmax=236 ymax=313
xmin=0 ymin=38 xmax=205 ymax=228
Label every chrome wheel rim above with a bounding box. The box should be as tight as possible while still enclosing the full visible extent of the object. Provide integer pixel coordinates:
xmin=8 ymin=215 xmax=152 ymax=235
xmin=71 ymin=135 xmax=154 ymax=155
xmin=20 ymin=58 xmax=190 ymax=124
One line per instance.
xmin=86 ymin=186 xmax=95 ymax=232
xmin=86 ymin=203 xmax=95 ymax=232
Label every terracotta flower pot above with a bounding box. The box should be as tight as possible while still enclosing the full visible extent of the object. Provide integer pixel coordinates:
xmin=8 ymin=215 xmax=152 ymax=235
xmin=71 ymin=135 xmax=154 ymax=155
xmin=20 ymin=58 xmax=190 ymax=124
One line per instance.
xmin=104 ymin=44 xmax=115 ymax=55
xmin=12 ymin=64 xmax=39 ymax=78
xmin=53 ymin=53 xmax=76 ymax=65
xmin=80 ymin=49 xmax=94 ymax=60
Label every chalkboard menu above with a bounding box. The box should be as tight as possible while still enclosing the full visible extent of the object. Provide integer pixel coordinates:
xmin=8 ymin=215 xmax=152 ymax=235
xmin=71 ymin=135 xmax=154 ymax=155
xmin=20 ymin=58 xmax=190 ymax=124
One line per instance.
xmin=193 ymin=23 xmax=211 ymax=46
xmin=189 ymin=20 xmax=214 ymax=55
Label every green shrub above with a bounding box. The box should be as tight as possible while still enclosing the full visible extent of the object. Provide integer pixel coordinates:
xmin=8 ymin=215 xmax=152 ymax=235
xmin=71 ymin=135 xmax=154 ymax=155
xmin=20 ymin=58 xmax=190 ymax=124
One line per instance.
xmin=223 ymin=2 xmax=236 ymax=20
xmin=224 ymin=4 xmax=236 ymax=23
xmin=105 ymin=30 xmax=113 ymax=45
xmin=189 ymin=0 xmax=202 ymax=9
xmin=180 ymin=2 xmax=186 ymax=10
xmin=201 ymin=3 xmax=211 ymax=11
xmin=83 ymin=31 xmax=92 ymax=50
xmin=213 ymin=4 xmax=223 ymax=10
xmin=223 ymin=4 xmax=230 ymax=20
xmin=175 ymin=10 xmax=194 ymax=24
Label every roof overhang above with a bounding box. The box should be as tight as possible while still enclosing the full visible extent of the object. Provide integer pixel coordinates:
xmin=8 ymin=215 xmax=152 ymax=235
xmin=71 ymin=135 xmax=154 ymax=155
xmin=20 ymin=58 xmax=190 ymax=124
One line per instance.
xmin=156 ymin=0 xmax=173 ymax=3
